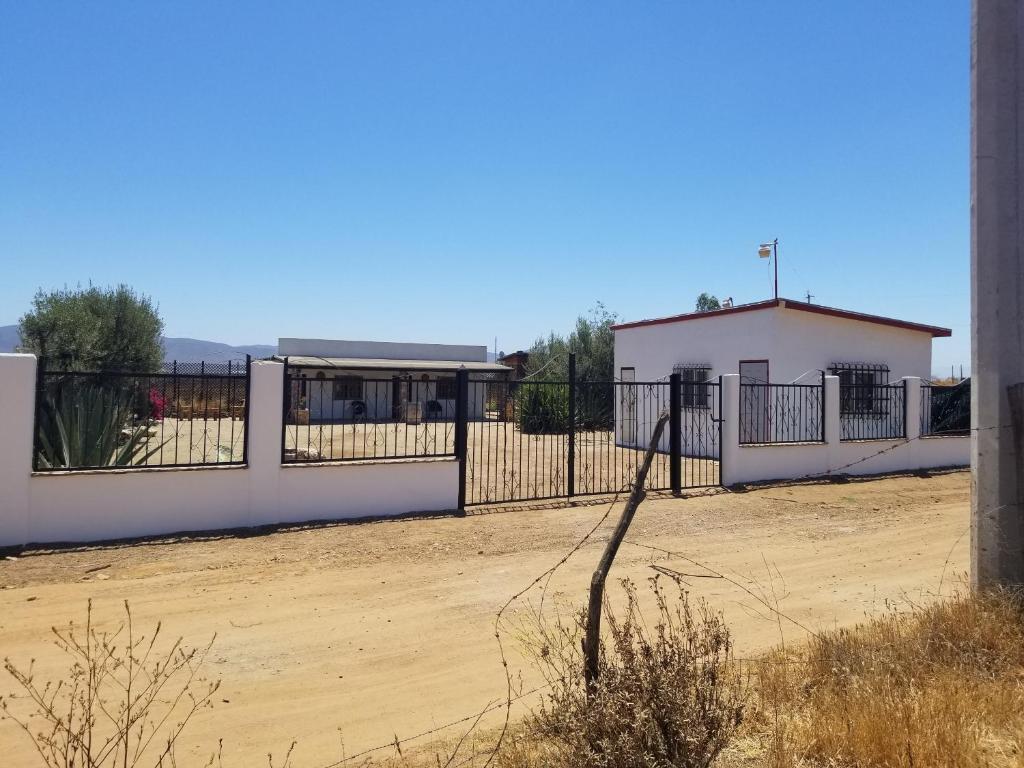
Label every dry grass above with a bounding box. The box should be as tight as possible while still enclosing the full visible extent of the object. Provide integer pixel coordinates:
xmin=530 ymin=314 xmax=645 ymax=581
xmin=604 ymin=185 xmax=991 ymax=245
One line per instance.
xmin=0 ymin=600 xmax=221 ymax=768
xmin=8 ymin=586 xmax=1024 ymax=768
xmin=747 ymin=588 xmax=1024 ymax=768
xmin=524 ymin=577 xmax=745 ymax=768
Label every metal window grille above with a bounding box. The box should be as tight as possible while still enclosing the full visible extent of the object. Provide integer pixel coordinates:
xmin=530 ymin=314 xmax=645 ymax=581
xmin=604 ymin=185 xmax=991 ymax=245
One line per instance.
xmin=436 ymin=377 xmax=458 ymax=400
xmin=673 ymin=364 xmax=712 ymax=409
xmin=332 ymin=376 xmax=363 ymax=401
xmin=829 ymin=363 xmax=891 ymax=415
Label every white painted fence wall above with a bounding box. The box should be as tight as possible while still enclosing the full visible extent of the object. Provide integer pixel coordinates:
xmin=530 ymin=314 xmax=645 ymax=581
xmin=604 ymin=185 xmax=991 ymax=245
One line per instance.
xmin=719 ymin=375 xmax=969 ymax=485
xmin=0 ymin=355 xmax=970 ymax=549
xmin=0 ymin=355 xmax=458 ymax=548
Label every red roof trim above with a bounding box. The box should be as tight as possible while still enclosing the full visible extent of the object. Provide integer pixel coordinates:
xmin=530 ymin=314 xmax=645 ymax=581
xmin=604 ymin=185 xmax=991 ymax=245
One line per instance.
xmin=610 ymin=298 xmax=952 ymax=338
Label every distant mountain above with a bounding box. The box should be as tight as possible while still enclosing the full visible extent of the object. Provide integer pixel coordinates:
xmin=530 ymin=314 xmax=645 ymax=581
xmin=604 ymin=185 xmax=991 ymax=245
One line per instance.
xmin=0 ymin=325 xmax=20 ymax=353
xmin=161 ymin=337 xmax=276 ymax=363
xmin=0 ymin=325 xmax=276 ymax=362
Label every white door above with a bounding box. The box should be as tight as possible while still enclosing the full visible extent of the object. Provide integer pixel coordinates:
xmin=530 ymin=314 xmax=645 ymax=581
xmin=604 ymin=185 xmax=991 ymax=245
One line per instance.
xmin=739 ymin=360 xmax=769 ymax=443
xmin=619 ymin=367 xmax=637 ymax=445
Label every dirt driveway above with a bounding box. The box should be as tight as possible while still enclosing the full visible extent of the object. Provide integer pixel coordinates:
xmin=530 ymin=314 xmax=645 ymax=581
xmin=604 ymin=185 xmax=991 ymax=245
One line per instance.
xmin=0 ymin=471 xmax=970 ymax=766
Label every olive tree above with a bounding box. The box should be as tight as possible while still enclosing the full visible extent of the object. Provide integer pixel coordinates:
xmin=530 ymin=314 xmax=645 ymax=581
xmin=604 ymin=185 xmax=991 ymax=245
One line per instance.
xmin=19 ymin=285 xmax=164 ymax=372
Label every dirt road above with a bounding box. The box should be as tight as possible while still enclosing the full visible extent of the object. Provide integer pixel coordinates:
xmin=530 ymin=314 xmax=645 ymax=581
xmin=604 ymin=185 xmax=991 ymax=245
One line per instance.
xmin=0 ymin=471 xmax=970 ymax=766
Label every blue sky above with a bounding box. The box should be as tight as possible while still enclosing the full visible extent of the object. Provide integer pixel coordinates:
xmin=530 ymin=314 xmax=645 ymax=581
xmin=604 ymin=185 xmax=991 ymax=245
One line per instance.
xmin=0 ymin=2 xmax=969 ymax=374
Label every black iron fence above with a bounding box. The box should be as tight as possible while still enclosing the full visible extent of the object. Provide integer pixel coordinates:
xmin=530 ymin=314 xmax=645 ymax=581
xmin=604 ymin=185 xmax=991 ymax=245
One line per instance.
xmin=279 ymin=359 xmax=722 ymax=501
xmin=739 ymin=379 xmax=824 ymax=444
xmin=33 ymin=358 xmax=250 ymax=471
xmin=463 ymin=368 xmax=721 ymax=505
xmin=839 ymin=381 xmax=906 ymax=441
xmin=921 ymin=380 xmax=971 ymax=436
xmin=281 ymin=365 xmax=456 ymax=462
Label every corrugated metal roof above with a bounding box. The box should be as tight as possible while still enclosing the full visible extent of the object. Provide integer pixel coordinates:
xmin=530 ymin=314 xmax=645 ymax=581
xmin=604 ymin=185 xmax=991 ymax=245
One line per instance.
xmin=274 ymin=355 xmax=511 ymax=373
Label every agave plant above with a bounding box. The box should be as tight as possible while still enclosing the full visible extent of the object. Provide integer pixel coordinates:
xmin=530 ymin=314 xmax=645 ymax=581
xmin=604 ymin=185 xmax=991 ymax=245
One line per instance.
xmin=35 ymin=377 xmax=167 ymax=469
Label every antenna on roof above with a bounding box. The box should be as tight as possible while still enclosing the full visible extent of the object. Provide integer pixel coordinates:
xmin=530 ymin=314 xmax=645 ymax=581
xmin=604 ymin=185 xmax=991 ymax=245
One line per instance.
xmin=805 ymin=290 xmax=814 ymax=304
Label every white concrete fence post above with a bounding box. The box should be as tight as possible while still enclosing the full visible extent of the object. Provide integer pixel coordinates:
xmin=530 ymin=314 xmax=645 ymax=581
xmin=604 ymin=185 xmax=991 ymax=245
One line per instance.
xmin=719 ymin=374 xmax=740 ymax=486
xmin=823 ymin=375 xmax=840 ymax=447
xmin=903 ymin=377 xmax=922 ymax=442
xmin=246 ymin=360 xmax=284 ymax=527
xmin=0 ymin=354 xmax=36 ymax=547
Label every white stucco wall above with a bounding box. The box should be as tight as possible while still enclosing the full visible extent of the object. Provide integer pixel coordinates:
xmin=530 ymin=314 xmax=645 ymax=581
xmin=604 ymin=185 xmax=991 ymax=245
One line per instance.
xmin=0 ymin=356 xmax=458 ymax=548
xmin=719 ymin=375 xmax=968 ymax=485
xmin=614 ymin=303 xmax=935 ymax=384
xmin=278 ymin=338 xmax=487 ymax=362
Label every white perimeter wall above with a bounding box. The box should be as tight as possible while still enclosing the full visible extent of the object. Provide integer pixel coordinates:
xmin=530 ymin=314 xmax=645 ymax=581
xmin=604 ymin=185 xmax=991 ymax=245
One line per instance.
xmin=615 ymin=304 xmax=934 ymax=383
xmin=719 ymin=375 xmax=969 ymax=485
xmin=0 ymin=355 xmax=458 ymax=548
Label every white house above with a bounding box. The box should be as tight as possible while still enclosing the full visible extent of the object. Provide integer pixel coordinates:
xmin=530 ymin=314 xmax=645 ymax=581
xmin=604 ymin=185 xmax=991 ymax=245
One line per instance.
xmin=613 ymin=297 xmax=950 ymax=385
xmin=274 ymin=338 xmax=510 ymax=423
xmin=612 ymin=297 xmax=953 ymax=452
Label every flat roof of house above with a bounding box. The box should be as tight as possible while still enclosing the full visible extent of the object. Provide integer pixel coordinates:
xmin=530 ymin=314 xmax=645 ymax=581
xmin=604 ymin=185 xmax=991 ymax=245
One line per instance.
xmin=274 ymin=355 xmax=511 ymax=373
xmin=610 ymin=297 xmax=952 ymax=338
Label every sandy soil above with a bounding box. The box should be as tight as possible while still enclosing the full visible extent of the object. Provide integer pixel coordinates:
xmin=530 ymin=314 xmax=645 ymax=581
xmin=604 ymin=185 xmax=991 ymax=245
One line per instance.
xmin=286 ymin=420 xmax=718 ymax=503
xmin=0 ymin=470 xmax=969 ymax=766
xmin=130 ymin=416 xmax=718 ymax=505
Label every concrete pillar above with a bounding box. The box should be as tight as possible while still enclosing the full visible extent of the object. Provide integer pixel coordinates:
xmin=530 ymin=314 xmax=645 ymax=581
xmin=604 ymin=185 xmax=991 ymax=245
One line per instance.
xmin=246 ymin=360 xmax=284 ymax=525
xmin=903 ymin=377 xmax=922 ymax=442
xmin=0 ymin=354 xmax=37 ymax=548
xmin=719 ymin=374 xmax=740 ymax=486
xmin=972 ymin=0 xmax=1024 ymax=587
xmin=823 ymin=375 xmax=840 ymax=446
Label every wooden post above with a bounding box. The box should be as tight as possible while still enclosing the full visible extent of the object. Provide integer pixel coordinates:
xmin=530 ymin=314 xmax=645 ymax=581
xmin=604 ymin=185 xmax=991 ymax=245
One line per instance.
xmin=583 ymin=411 xmax=670 ymax=694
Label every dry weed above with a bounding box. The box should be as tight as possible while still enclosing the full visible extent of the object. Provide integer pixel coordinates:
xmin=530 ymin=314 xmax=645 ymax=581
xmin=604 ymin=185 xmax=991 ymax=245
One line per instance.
xmin=750 ymin=588 xmax=1024 ymax=768
xmin=1 ymin=600 xmax=220 ymax=767
xmin=520 ymin=576 xmax=745 ymax=768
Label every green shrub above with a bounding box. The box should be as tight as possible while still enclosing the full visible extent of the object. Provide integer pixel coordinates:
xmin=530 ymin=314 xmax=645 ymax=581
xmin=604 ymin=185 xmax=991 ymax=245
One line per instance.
xmin=35 ymin=378 xmax=164 ymax=469
xmin=517 ymin=383 xmax=570 ymax=434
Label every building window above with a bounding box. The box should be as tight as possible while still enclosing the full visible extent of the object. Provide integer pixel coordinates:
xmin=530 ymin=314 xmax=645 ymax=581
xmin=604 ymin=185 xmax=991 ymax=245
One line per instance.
xmin=674 ymin=364 xmax=712 ymax=409
xmin=436 ymin=377 xmax=457 ymax=400
xmin=829 ymin=363 xmax=889 ymax=414
xmin=333 ymin=376 xmax=363 ymax=400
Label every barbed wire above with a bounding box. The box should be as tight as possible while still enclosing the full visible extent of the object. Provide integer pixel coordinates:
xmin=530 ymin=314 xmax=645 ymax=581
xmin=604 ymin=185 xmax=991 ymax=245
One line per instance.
xmin=318 ymin=486 xmax=628 ymax=768
xmin=317 ymin=683 xmax=550 ymax=767
xmin=316 ymin=409 xmax=995 ymax=767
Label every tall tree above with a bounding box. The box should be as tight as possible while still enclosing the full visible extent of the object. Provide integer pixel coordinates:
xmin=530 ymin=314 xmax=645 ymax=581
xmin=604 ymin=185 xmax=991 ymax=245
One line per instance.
xmin=695 ymin=292 xmax=721 ymax=312
xmin=524 ymin=303 xmax=618 ymax=381
xmin=19 ymin=285 xmax=164 ymax=371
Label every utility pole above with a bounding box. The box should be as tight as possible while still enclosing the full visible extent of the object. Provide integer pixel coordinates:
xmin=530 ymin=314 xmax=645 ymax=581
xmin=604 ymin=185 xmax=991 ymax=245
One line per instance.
xmin=972 ymin=0 xmax=1024 ymax=587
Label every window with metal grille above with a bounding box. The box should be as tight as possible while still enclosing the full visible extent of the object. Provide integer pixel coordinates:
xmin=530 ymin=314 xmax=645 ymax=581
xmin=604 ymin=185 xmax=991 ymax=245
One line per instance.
xmin=332 ymin=376 xmax=363 ymax=400
xmin=674 ymin=364 xmax=712 ymax=409
xmin=829 ymin=363 xmax=890 ymax=414
xmin=436 ymin=377 xmax=457 ymax=399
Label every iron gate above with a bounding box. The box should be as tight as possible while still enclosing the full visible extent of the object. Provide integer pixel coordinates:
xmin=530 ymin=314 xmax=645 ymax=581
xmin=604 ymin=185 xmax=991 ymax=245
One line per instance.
xmin=461 ymin=370 xmax=721 ymax=506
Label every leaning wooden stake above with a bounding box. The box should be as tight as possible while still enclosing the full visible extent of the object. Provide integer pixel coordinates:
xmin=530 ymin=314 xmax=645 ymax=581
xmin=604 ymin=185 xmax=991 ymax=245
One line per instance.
xmin=584 ymin=411 xmax=670 ymax=695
